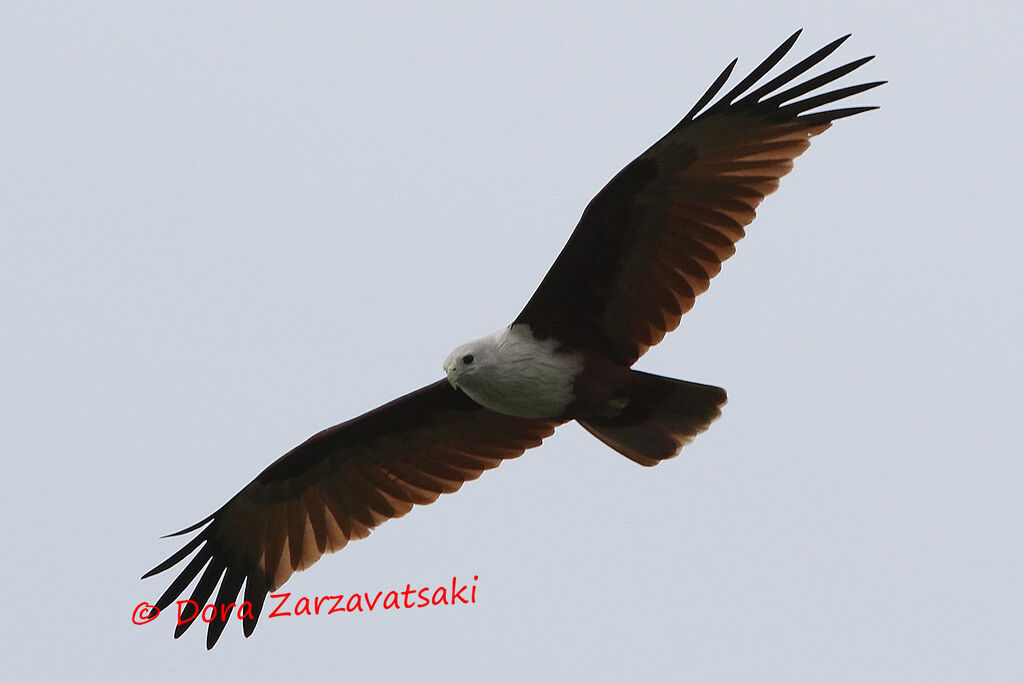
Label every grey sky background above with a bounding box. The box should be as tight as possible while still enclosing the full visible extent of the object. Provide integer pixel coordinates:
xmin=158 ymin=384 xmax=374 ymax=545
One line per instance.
xmin=3 ymin=1 xmax=1021 ymax=680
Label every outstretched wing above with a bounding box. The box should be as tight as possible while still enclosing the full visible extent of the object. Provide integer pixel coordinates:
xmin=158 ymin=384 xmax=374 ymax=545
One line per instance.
xmin=143 ymin=380 xmax=560 ymax=648
xmin=514 ymin=31 xmax=883 ymax=365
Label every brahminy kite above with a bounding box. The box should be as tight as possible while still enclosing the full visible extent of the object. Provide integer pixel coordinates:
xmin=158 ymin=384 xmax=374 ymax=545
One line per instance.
xmin=144 ymin=30 xmax=882 ymax=647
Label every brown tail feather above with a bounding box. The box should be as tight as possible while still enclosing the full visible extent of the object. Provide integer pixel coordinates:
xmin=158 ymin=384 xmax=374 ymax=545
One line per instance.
xmin=577 ymin=371 xmax=726 ymax=466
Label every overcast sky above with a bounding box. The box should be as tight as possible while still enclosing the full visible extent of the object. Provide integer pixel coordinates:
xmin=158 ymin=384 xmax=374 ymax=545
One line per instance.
xmin=3 ymin=1 xmax=1022 ymax=680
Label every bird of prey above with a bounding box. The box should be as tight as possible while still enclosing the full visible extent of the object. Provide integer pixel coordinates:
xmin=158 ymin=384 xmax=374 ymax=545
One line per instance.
xmin=144 ymin=30 xmax=882 ymax=648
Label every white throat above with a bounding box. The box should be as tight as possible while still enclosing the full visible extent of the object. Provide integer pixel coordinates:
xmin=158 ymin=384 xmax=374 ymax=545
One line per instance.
xmin=443 ymin=324 xmax=584 ymax=419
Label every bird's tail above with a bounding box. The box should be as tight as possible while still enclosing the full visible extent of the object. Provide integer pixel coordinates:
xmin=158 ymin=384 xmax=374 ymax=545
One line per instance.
xmin=577 ymin=371 xmax=727 ymax=466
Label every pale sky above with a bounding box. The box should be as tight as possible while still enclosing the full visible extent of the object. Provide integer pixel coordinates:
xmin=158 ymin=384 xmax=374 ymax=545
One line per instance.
xmin=3 ymin=2 xmax=1022 ymax=680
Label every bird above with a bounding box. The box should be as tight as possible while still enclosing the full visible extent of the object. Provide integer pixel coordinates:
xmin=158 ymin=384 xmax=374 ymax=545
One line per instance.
xmin=143 ymin=30 xmax=883 ymax=648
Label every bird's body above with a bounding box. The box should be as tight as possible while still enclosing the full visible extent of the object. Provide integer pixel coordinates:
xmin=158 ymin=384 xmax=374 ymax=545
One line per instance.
xmin=444 ymin=324 xmax=727 ymax=464
xmin=144 ymin=31 xmax=883 ymax=648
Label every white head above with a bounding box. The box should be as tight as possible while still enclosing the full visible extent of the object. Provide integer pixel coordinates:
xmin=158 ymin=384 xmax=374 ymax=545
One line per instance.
xmin=443 ymin=332 xmax=501 ymax=390
xmin=440 ymin=324 xmax=584 ymax=419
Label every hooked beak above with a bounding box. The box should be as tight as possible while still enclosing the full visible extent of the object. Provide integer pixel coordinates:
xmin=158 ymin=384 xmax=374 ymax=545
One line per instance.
xmin=445 ymin=362 xmax=458 ymax=388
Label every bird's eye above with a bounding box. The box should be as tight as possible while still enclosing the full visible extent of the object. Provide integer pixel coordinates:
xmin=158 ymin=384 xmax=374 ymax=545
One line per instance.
xmin=462 ymin=354 xmax=474 ymax=365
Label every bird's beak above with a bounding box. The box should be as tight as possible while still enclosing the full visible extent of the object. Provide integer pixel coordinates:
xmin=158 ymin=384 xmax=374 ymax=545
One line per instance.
xmin=445 ymin=363 xmax=458 ymax=388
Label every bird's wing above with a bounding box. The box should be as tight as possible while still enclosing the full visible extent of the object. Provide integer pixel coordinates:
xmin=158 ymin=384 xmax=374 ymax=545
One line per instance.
xmin=513 ymin=31 xmax=883 ymax=365
xmin=143 ymin=379 xmax=561 ymax=648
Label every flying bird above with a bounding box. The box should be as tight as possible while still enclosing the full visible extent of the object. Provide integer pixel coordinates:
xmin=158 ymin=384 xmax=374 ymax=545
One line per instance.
xmin=144 ymin=30 xmax=882 ymax=648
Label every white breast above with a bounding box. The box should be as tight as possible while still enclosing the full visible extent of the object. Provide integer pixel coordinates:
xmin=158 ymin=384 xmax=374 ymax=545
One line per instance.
xmin=454 ymin=324 xmax=584 ymax=419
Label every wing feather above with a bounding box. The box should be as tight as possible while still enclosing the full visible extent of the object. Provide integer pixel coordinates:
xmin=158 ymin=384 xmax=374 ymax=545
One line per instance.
xmin=143 ymin=379 xmax=560 ymax=647
xmin=514 ymin=33 xmax=882 ymax=363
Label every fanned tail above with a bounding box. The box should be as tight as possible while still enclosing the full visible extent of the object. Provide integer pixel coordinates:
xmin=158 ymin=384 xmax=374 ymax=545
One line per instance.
xmin=578 ymin=371 xmax=727 ymax=466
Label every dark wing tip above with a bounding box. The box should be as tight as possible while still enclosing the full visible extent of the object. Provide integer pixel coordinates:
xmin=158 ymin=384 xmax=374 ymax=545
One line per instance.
xmin=161 ymin=512 xmax=218 ymax=538
xmin=143 ymin=511 xmax=261 ymax=648
xmin=686 ymin=32 xmax=882 ymax=125
xmin=703 ymin=29 xmax=804 ymax=115
xmin=684 ymin=58 xmax=738 ymax=122
xmin=205 ymin=567 xmax=247 ymax=648
xmin=798 ymin=105 xmax=880 ymax=125
xmin=778 ymin=80 xmax=886 ymax=116
xmin=142 ymin=530 xmax=208 ymax=579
